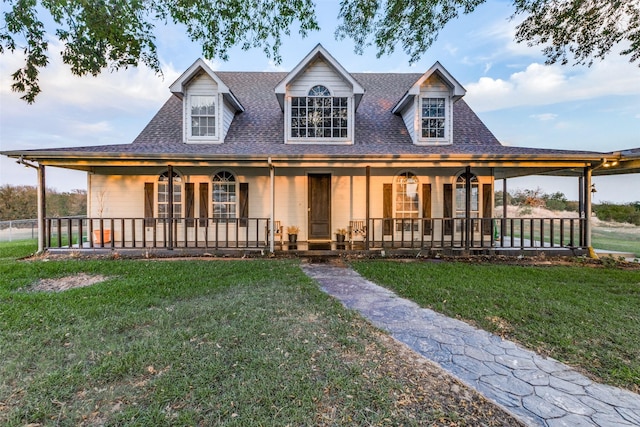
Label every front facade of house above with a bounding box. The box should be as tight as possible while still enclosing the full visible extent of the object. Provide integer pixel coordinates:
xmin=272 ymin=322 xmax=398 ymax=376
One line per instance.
xmin=5 ymin=45 xmax=640 ymax=254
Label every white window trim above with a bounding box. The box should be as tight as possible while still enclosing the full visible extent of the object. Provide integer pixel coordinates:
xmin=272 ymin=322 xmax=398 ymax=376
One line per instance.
xmin=157 ymin=171 xmax=183 ymax=219
xmin=185 ymin=92 xmax=221 ymax=143
xmin=415 ymin=93 xmax=452 ymax=145
xmin=212 ymin=169 xmax=238 ymax=221
xmin=285 ymin=89 xmax=354 ymax=145
xmin=394 ymin=171 xmax=421 ymax=232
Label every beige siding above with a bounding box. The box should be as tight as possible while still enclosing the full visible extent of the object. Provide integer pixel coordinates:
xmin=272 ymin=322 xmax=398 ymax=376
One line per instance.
xmin=288 ymin=58 xmax=352 ymax=96
xmin=399 ymin=100 xmax=416 ymax=143
xmin=87 ymin=166 xmax=494 ymax=243
xmin=187 ymin=73 xmax=218 ymax=92
xmin=221 ymin=98 xmax=236 ymax=140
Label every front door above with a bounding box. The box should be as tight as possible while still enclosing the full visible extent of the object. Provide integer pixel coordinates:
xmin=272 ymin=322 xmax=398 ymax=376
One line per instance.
xmin=308 ymin=174 xmax=331 ymax=240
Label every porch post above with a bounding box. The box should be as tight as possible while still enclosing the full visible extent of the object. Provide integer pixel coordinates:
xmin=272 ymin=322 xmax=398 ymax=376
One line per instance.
xmin=584 ymin=167 xmax=593 ymax=251
xmin=578 ymin=175 xmax=585 ymax=246
xmin=502 ymin=178 xmax=507 ymax=242
xmin=37 ymin=164 xmax=46 ymax=253
xmin=465 ymin=166 xmax=471 ymax=250
xmin=269 ymin=158 xmax=275 ymax=253
xmin=365 ymin=166 xmax=370 ymax=250
xmin=168 ymin=164 xmax=173 ymax=250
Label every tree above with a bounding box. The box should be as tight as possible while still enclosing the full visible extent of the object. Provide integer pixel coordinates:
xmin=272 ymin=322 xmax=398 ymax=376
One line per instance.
xmin=2 ymin=0 xmax=638 ymax=103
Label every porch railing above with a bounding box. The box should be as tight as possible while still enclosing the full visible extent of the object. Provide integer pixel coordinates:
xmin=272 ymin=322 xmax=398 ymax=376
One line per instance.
xmin=365 ymin=217 xmax=586 ymax=250
xmin=45 ymin=216 xmax=587 ymax=251
xmin=46 ymin=217 xmax=270 ymax=250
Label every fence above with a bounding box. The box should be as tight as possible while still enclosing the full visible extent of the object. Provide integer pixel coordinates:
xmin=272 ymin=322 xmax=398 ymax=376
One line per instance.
xmin=0 ymin=219 xmax=38 ymax=242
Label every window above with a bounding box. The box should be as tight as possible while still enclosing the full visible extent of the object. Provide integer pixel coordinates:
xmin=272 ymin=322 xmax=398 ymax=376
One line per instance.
xmin=456 ymin=173 xmax=479 ymax=231
xmin=212 ymin=171 xmax=236 ymax=220
xmin=190 ymin=95 xmax=216 ymax=137
xmin=395 ymin=172 xmax=419 ymax=231
xmin=158 ymin=171 xmax=182 ymax=219
xmin=291 ymin=85 xmax=348 ymax=138
xmin=421 ymin=97 xmax=445 ymax=138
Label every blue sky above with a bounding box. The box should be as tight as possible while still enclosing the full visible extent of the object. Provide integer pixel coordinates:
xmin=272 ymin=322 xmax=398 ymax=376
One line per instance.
xmin=1 ymin=0 xmax=639 ymax=203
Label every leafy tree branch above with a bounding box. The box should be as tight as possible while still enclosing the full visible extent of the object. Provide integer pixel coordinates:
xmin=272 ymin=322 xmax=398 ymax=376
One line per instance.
xmin=2 ymin=0 xmax=638 ymax=103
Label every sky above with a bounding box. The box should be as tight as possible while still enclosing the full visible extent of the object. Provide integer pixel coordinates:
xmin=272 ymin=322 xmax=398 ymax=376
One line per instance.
xmin=1 ymin=0 xmax=639 ymax=203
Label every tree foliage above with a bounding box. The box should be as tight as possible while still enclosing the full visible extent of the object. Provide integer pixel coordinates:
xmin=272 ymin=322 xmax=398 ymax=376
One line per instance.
xmin=0 ymin=185 xmax=86 ymax=220
xmin=2 ymin=0 xmax=639 ymax=103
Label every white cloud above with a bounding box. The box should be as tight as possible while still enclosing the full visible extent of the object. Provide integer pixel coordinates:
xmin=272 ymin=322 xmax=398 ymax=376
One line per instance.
xmin=0 ymin=38 xmax=181 ymax=114
xmin=465 ymin=56 xmax=640 ymax=112
xmin=530 ymin=113 xmax=558 ymax=121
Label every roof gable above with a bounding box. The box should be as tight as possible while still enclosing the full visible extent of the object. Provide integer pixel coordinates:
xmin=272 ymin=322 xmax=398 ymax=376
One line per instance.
xmin=392 ymin=61 xmax=466 ymax=114
xmin=169 ymin=58 xmax=244 ymax=112
xmin=274 ymin=44 xmax=365 ymax=110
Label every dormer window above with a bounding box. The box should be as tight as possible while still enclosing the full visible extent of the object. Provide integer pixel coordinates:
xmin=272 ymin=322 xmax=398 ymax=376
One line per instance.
xmin=190 ymin=95 xmax=216 ymax=138
xmin=421 ymin=98 xmax=446 ymax=138
xmin=291 ymin=85 xmax=348 ymax=139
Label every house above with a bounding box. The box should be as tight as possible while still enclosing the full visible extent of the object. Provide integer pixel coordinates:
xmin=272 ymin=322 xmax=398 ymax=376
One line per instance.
xmin=3 ymin=44 xmax=639 ymax=255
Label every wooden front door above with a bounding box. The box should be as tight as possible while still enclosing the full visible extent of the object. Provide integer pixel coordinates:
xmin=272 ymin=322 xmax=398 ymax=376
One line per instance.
xmin=308 ymin=174 xmax=331 ymax=240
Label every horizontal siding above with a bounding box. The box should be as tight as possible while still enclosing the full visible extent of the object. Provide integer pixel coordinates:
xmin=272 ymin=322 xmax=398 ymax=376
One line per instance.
xmin=288 ymin=59 xmax=352 ymax=96
xmin=187 ymin=73 xmax=218 ymax=92
xmin=400 ymin=100 xmax=416 ymax=143
xmin=421 ymin=74 xmax=449 ymax=91
xmin=88 ymin=168 xmax=494 ymax=241
xmin=221 ymin=98 xmax=235 ymax=140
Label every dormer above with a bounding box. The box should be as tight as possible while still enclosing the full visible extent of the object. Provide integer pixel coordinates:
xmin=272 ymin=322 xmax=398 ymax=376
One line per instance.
xmin=275 ymin=44 xmax=365 ymax=145
xmin=170 ymin=59 xmax=244 ymax=144
xmin=392 ymin=62 xmax=465 ymax=146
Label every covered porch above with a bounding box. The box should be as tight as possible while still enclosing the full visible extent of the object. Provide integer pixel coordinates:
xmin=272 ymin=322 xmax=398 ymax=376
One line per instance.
xmin=9 ymin=147 xmax=640 ymax=257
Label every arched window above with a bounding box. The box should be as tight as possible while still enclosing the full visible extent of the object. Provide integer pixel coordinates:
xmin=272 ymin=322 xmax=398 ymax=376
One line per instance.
xmin=396 ymin=172 xmax=419 ymax=231
xmin=308 ymin=85 xmax=331 ymax=97
xmin=456 ymin=172 xmax=479 ymax=219
xmin=158 ymin=171 xmax=182 ymax=218
xmin=212 ymin=171 xmax=237 ymax=220
xmin=291 ymin=85 xmax=348 ymax=138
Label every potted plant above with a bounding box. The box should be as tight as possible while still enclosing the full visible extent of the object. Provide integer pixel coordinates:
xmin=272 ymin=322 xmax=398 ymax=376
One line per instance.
xmin=336 ymin=228 xmax=347 ymax=243
xmin=287 ymin=225 xmax=299 ymax=243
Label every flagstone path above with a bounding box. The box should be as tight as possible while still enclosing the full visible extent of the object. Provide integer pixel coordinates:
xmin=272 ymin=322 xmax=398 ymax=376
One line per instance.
xmin=301 ymin=263 xmax=640 ymax=427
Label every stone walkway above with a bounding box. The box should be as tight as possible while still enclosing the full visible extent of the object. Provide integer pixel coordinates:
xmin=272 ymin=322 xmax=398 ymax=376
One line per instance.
xmin=301 ymin=263 xmax=640 ymax=427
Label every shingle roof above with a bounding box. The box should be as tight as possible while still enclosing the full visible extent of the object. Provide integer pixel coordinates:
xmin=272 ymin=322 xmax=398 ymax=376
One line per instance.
xmin=129 ymin=72 xmax=505 ymax=155
xmin=6 ymin=71 xmax=607 ymax=158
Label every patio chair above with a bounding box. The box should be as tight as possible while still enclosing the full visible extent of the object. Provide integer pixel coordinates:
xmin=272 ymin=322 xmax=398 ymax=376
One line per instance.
xmin=265 ymin=220 xmax=283 ymax=245
xmin=349 ymin=220 xmax=367 ymax=245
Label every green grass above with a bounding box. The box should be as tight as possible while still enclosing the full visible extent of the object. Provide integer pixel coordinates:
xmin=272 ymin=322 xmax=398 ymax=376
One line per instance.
xmin=592 ymin=227 xmax=640 ymax=257
xmin=0 ymin=239 xmax=37 ymax=260
xmin=351 ymin=260 xmax=640 ymax=392
xmin=0 ymin=245 xmax=503 ymax=426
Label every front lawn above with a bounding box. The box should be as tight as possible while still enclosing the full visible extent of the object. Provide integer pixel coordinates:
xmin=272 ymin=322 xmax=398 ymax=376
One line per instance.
xmin=0 ymin=242 xmax=519 ymax=426
xmin=351 ymin=260 xmax=640 ymax=393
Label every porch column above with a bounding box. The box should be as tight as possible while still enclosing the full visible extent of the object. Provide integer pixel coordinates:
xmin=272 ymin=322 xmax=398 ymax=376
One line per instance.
xmin=168 ymin=164 xmax=173 ymax=250
xmin=269 ymin=159 xmax=275 ymax=253
xmin=38 ymin=164 xmax=46 ymax=253
xmin=465 ymin=166 xmax=472 ymax=250
xmin=365 ymin=166 xmax=370 ymax=250
xmin=584 ymin=167 xmax=593 ymax=251
xmin=578 ymin=175 xmax=585 ymax=246
xmin=502 ymin=178 xmax=507 ymax=243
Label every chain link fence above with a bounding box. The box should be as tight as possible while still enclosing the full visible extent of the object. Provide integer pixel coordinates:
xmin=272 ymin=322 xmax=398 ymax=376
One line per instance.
xmin=0 ymin=219 xmax=38 ymax=242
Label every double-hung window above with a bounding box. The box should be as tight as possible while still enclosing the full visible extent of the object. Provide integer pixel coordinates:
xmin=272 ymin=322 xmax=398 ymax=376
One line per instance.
xmin=158 ymin=171 xmax=182 ymax=219
xmin=212 ymin=171 xmax=236 ymax=221
xmin=291 ymin=85 xmax=348 ymax=139
xmin=190 ymin=95 xmax=216 ymax=138
xmin=395 ymin=172 xmax=420 ymax=231
xmin=455 ymin=173 xmax=479 ymax=231
xmin=421 ymin=97 xmax=446 ymax=139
